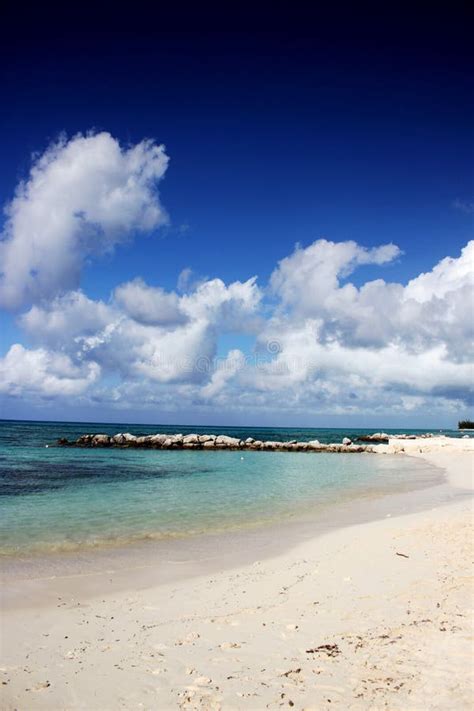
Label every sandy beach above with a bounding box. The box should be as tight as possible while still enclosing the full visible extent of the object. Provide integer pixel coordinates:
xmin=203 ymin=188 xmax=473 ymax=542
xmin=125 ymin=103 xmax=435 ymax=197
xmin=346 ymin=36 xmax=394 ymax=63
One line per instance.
xmin=1 ymin=436 xmax=473 ymax=710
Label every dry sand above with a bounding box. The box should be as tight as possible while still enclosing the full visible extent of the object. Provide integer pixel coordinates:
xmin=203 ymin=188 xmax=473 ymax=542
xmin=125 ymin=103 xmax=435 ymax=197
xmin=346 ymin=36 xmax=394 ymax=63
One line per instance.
xmin=1 ymin=437 xmax=473 ymax=710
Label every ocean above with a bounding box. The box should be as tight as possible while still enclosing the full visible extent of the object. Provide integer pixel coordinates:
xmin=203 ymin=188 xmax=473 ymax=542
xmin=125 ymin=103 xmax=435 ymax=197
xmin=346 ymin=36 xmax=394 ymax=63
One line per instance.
xmin=0 ymin=420 xmax=466 ymax=556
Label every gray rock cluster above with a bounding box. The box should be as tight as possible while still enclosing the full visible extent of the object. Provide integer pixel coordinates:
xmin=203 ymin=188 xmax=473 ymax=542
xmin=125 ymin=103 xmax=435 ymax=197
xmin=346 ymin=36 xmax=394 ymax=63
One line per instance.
xmin=58 ymin=432 xmax=371 ymax=453
xmin=356 ymin=432 xmax=434 ymax=443
xmin=356 ymin=432 xmax=390 ymax=442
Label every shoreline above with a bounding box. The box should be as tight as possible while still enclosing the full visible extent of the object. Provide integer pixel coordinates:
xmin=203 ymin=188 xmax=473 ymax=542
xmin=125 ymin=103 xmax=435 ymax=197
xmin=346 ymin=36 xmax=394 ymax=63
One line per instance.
xmin=0 ymin=453 xmax=453 ymax=604
xmin=1 ymin=437 xmax=473 ymax=709
xmin=0 ymin=437 xmax=459 ymax=570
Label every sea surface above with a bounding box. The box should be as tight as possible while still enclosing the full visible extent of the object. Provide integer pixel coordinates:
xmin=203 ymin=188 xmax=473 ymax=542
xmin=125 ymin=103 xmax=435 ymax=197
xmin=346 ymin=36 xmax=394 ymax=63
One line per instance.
xmin=0 ymin=420 xmax=467 ymax=557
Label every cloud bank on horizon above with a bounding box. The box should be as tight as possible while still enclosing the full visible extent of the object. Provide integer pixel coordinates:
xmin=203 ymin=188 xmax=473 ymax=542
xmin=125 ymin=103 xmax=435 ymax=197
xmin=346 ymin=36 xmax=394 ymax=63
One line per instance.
xmin=0 ymin=132 xmax=473 ymax=421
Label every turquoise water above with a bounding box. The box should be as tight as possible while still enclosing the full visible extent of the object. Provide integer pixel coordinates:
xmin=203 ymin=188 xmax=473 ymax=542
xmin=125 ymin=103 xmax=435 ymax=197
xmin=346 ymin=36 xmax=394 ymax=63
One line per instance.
xmin=0 ymin=420 xmax=458 ymax=555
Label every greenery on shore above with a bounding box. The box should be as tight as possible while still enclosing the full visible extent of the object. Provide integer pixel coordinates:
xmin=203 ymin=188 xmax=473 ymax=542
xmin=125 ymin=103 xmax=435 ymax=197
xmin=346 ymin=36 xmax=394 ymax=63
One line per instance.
xmin=458 ymin=420 xmax=474 ymax=429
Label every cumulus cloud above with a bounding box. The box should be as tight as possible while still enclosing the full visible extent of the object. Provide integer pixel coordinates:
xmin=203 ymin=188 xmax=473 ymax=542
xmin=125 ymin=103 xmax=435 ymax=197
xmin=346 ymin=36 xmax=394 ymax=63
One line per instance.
xmin=3 ymin=238 xmax=473 ymax=414
xmin=15 ymin=274 xmax=263 ymax=387
xmin=0 ymin=150 xmax=472 ymax=423
xmin=253 ymin=321 xmax=472 ymax=396
xmin=404 ymin=241 xmax=474 ymax=303
xmin=266 ymin=239 xmax=474 ymax=361
xmin=85 ymin=276 xmax=261 ymax=383
xmin=0 ymin=344 xmax=100 ymax=397
xmin=114 ymin=279 xmax=187 ymax=326
xmin=200 ymin=349 xmax=246 ymax=399
xmin=270 ymin=239 xmax=401 ymax=316
xmin=0 ymin=132 xmax=169 ymax=309
xmin=177 ymin=267 xmax=195 ymax=293
xmin=19 ymin=291 xmax=114 ymax=347
xmin=180 ymin=277 xmax=261 ymax=326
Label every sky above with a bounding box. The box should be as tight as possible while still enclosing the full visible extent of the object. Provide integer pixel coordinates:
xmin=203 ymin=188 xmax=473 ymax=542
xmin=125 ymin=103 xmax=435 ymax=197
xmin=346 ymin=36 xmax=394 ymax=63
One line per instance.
xmin=0 ymin=1 xmax=472 ymax=427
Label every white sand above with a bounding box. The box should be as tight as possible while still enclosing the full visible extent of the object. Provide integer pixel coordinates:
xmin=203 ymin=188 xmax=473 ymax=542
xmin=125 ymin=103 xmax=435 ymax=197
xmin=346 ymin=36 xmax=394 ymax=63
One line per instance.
xmin=1 ymin=437 xmax=473 ymax=710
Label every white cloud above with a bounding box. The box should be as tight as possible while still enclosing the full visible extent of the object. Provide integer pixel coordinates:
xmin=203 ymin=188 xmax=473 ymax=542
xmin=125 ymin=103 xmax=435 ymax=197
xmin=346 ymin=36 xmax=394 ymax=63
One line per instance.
xmin=404 ymin=241 xmax=474 ymax=302
xmin=0 ymin=132 xmax=169 ymax=309
xmin=177 ymin=267 xmax=195 ymax=293
xmin=0 ymin=344 xmax=100 ymax=397
xmin=114 ymin=279 xmax=187 ymax=326
xmin=3 ymin=238 xmax=473 ymax=415
xmin=127 ymin=318 xmax=216 ymax=383
xmin=180 ymin=276 xmax=261 ymax=326
xmin=119 ymin=276 xmax=260 ymax=382
xmin=253 ymin=321 xmax=472 ymax=396
xmin=200 ymin=349 xmax=245 ymax=399
xmin=270 ymin=239 xmax=401 ymax=316
xmin=15 ymin=274 xmax=263 ymax=387
xmin=266 ymin=238 xmax=474 ymax=361
xmin=19 ymin=291 xmax=114 ymax=347
xmin=0 ymin=131 xmax=471 ymax=425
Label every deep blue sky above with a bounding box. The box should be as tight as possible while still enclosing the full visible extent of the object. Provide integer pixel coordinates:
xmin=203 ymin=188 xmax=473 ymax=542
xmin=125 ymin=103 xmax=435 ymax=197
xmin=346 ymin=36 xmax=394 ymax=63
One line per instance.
xmin=1 ymin=1 xmax=472 ymax=290
xmin=0 ymin=1 xmax=472 ymax=425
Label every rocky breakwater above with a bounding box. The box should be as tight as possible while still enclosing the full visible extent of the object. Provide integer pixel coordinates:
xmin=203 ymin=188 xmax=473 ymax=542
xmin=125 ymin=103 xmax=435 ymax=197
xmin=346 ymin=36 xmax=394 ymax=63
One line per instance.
xmin=356 ymin=432 xmax=436 ymax=443
xmin=56 ymin=433 xmax=373 ymax=453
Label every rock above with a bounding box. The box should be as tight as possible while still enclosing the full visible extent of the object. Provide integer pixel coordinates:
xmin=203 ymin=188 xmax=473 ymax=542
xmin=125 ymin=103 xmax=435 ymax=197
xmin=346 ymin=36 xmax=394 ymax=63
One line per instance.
xmin=348 ymin=444 xmax=365 ymax=452
xmin=153 ymin=434 xmax=169 ymax=444
xmin=112 ymin=432 xmax=137 ymax=445
xmin=91 ymin=434 xmax=111 ymax=446
xmin=198 ymin=434 xmax=215 ymax=443
xmin=134 ymin=436 xmax=149 ymax=446
xmin=356 ymin=433 xmax=390 ymax=443
xmin=215 ymin=435 xmax=241 ymax=448
xmin=76 ymin=434 xmax=94 ymax=445
xmin=183 ymin=434 xmax=200 ymax=445
xmin=61 ymin=430 xmax=380 ymax=455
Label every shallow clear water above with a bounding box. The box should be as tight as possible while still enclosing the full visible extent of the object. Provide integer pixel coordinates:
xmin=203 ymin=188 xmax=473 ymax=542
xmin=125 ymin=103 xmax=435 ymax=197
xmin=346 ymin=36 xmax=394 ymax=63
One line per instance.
xmin=0 ymin=420 xmax=457 ymax=555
